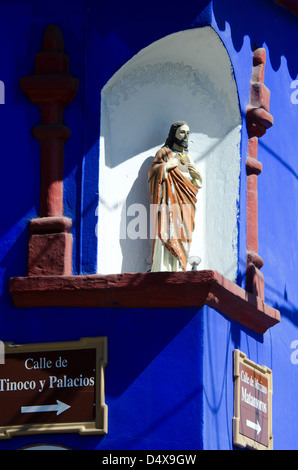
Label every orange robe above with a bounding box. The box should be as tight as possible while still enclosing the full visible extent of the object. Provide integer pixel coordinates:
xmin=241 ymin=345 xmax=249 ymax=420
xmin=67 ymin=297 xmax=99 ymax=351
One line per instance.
xmin=148 ymin=147 xmax=198 ymax=271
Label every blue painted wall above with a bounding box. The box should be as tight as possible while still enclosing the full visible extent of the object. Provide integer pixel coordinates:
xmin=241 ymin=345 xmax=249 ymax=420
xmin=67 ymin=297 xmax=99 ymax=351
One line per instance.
xmin=0 ymin=0 xmax=298 ymax=450
xmin=203 ymin=0 xmax=298 ymax=450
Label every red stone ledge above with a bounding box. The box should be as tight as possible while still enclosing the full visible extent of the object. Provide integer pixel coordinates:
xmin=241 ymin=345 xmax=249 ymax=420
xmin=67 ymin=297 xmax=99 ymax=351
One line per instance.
xmin=9 ymin=270 xmax=280 ymax=335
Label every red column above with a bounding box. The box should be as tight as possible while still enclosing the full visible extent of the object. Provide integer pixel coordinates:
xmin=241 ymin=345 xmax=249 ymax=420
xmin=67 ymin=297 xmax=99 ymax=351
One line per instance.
xmin=20 ymin=25 xmax=79 ymax=276
xmin=245 ymin=48 xmax=273 ymax=299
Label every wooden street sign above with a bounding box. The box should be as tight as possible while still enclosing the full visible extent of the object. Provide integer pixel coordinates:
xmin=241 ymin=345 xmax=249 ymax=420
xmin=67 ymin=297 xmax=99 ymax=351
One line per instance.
xmin=0 ymin=337 xmax=107 ymax=439
xmin=233 ymin=349 xmax=273 ymax=450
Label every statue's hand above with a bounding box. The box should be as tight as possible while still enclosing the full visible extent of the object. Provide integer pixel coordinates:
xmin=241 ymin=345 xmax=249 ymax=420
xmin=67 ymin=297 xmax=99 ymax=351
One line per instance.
xmin=166 ymin=156 xmax=179 ymax=171
xmin=188 ymin=163 xmax=200 ymax=178
xmin=188 ymin=163 xmax=203 ymax=187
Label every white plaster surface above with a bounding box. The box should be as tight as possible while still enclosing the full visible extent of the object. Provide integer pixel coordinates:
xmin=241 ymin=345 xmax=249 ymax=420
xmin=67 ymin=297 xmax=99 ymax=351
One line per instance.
xmin=97 ymin=27 xmax=241 ymax=280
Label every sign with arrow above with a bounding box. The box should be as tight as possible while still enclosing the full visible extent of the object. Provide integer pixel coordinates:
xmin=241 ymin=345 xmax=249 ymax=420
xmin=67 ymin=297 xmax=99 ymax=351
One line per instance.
xmin=21 ymin=400 xmax=71 ymax=416
xmin=0 ymin=337 xmax=107 ymax=439
xmin=233 ymin=350 xmax=273 ymax=450
xmin=246 ymin=418 xmax=261 ymax=435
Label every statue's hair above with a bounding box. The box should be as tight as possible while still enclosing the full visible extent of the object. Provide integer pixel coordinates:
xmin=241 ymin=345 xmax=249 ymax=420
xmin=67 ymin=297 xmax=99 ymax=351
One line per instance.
xmin=164 ymin=121 xmax=189 ymax=148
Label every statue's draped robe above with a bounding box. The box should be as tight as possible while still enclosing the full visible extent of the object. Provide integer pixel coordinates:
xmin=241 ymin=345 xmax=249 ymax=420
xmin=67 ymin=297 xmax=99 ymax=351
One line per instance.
xmin=148 ymin=147 xmax=198 ymax=271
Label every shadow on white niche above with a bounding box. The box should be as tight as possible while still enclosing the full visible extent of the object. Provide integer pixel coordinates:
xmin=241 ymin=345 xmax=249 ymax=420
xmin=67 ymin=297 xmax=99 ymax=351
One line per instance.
xmin=97 ymin=26 xmax=241 ymax=281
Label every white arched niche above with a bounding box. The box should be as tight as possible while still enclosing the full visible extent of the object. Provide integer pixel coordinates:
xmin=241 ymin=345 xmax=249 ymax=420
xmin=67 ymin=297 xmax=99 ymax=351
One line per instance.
xmin=97 ymin=26 xmax=241 ymax=281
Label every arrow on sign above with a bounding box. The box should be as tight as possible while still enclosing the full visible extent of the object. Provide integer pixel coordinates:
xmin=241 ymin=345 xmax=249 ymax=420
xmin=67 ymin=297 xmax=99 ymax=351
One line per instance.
xmin=21 ymin=400 xmax=71 ymax=416
xmin=246 ymin=419 xmax=261 ymax=435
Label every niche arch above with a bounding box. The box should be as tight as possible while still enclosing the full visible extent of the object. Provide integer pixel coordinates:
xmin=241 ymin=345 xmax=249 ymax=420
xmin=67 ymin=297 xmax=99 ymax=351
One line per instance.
xmin=97 ymin=26 xmax=241 ymax=280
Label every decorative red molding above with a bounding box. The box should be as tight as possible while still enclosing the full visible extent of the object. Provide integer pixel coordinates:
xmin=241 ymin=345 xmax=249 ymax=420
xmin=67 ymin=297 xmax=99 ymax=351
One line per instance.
xmin=246 ymin=48 xmax=273 ymax=300
xmin=8 ymin=271 xmax=280 ymax=334
xmin=19 ymin=25 xmax=79 ymax=276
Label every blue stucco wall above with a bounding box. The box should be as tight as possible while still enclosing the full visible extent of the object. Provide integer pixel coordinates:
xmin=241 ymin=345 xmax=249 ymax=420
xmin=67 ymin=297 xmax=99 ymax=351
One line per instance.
xmin=0 ymin=0 xmax=298 ymax=450
xmin=0 ymin=306 xmax=204 ymax=450
xmin=202 ymin=0 xmax=298 ymax=450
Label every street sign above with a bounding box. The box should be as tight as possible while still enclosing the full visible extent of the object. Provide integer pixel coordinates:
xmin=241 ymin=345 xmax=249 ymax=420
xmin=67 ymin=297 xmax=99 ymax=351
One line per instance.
xmin=233 ymin=349 xmax=273 ymax=450
xmin=0 ymin=337 xmax=107 ymax=439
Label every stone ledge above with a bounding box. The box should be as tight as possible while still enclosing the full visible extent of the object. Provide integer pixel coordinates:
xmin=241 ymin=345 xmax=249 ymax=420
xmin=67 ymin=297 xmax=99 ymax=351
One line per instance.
xmin=8 ymin=270 xmax=280 ymax=335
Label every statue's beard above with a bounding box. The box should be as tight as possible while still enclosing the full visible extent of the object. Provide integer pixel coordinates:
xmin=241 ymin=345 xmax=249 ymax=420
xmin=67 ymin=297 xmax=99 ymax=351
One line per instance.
xmin=174 ymin=137 xmax=188 ymax=149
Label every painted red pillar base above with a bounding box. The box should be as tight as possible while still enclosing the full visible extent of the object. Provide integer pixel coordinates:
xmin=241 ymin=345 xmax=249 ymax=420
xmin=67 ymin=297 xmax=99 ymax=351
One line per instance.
xmin=27 ymin=216 xmax=73 ymax=276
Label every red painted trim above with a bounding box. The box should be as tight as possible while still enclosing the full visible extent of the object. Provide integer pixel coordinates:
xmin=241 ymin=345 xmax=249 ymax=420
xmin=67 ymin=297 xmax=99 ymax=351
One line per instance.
xmin=9 ymin=271 xmax=280 ymax=335
xmin=245 ymin=49 xmax=274 ymax=299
